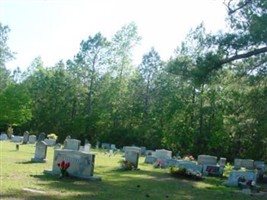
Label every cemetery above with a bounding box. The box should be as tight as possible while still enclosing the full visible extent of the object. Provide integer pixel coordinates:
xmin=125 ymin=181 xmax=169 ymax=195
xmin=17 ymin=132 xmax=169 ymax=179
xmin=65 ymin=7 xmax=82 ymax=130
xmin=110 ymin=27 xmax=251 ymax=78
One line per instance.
xmin=1 ymin=135 xmax=267 ymax=200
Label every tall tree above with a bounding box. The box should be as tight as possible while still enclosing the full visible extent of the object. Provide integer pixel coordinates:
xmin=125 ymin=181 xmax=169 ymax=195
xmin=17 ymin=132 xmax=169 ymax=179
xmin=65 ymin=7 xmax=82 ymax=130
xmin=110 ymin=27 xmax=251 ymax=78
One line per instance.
xmin=0 ymin=23 xmax=14 ymax=93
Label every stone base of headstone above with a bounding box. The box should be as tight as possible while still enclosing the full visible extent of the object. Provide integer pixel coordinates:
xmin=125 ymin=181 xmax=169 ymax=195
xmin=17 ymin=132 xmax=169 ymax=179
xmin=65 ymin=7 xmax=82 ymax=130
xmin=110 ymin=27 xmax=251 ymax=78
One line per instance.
xmin=31 ymin=158 xmax=47 ymax=163
xmin=43 ymin=170 xmax=101 ymax=181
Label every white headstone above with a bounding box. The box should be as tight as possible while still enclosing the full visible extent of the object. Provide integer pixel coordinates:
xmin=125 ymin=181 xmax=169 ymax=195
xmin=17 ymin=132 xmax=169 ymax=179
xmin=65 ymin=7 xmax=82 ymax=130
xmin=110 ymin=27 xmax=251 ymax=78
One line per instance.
xmin=197 ymin=155 xmax=217 ymax=165
xmin=31 ymin=141 xmax=48 ymax=162
xmin=44 ymin=149 xmax=101 ymax=181
xmin=144 ymin=156 xmax=157 ymax=164
xmin=44 ymin=138 xmax=56 ymax=146
xmin=0 ymin=133 xmax=8 ymax=140
xmin=123 ymin=146 xmax=141 ymax=155
xmin=219 ymin=158 xmax=227 ymax=167
xmin=234 ymin=158 xmax=254 ymax=169
xmin=225 ymin=170 xmax=257 ymax=186
xmin=84 ymin=144 xmax=91 ymax=152
xmin=101 ymin=143 xmax=110 ymax=149
xmin=155 ymin=149 xmax=172 ymax=160
xmin=28 ymin=135 xmax=36 ymax=144
xmin=125 ymin=150 xmax=139 ymax=169
xmin=22 ymin=131 xmax=30 ymax=144
xmin=11 ymin=136 xmax=23 ymax=143
xmin=63 ymin=139 xmax=81 ymax=150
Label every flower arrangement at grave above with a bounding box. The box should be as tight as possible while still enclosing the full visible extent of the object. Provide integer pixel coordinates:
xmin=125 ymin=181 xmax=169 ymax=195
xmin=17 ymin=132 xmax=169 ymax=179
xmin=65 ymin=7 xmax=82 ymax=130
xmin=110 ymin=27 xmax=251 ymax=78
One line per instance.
xmin=47 ymin=133 xmax=58 ymax=140
xmin=183 ymin=155 xmax=195 ymax=161
xmin=237 ymin=176 xmax=260 ymax=192
xmin=153 ymin=159 xmax=164 ymax=168
xmin=57 ymin=160 xmax=70 ymax=178
xmin=119 ymin=159 xmax=136 ymax=170
xmin=170 ymin=166 xmax=202 ymax=180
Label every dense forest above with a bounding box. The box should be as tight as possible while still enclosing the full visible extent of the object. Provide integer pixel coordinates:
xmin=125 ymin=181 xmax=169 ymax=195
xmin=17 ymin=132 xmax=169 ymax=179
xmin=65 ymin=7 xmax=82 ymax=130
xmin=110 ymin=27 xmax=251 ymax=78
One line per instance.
xmin=0 ymin=0 xmax=266 ymax=161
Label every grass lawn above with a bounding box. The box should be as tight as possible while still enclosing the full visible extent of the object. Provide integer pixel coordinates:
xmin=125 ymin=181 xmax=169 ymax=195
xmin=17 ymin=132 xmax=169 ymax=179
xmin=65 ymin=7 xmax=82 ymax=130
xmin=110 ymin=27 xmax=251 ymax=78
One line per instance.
xmin=0 ymin=141 xmax=266 ymax=200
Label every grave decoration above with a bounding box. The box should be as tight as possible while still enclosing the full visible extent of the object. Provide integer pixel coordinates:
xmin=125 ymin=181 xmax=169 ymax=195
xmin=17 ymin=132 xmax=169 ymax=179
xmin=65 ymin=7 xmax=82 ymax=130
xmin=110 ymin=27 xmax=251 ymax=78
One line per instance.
xmin=44 ymin=149 xmax=101 ymax=181
xmin=57 ymin=160 xmax=70 ymax=178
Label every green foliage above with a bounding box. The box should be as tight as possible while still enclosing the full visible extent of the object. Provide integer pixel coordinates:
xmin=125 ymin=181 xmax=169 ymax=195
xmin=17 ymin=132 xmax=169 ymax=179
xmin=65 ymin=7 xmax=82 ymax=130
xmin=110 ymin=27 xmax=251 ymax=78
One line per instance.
xmin=2 ymin=5 xmax=267 ymax=161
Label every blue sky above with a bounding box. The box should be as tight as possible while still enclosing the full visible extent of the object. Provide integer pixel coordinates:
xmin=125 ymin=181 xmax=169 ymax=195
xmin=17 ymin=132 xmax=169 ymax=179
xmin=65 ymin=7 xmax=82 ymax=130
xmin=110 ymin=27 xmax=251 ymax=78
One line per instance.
xmin=1 ymin=0 xmax=227 ymax=71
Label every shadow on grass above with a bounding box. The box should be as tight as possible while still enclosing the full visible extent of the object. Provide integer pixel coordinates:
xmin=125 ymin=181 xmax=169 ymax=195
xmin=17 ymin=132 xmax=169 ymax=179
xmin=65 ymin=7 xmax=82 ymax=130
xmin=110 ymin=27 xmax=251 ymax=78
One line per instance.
xmin=22 ymin=168 xmax=263 ymax=200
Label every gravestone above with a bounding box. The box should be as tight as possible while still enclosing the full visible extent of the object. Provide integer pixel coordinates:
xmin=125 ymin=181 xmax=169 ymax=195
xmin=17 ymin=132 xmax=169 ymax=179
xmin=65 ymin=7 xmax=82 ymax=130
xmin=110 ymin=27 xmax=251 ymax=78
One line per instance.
xmin=101 ymin=143 xmax=110 ymax=149
xmin=0 ymin=133 xmax=8 ymax=140
xmin=44 ymin=149 xmax=101 ymax=181
xmin=144 ymin=156 xmax=157 ymax=164
xmin=63 ymin=139 xmax=81 ymax=150
xmin=155 ymin=149 xmax=172 ymax=160
xmin=219 ymin=157 xmax=227 ymax=167
xmin=197 ymin=155 xmax=217 ymax=165
xmin=125 ymin=150 xmax=139 ymax=169
xmin=11 ymin=136 xmax=23 ymax=143
xmin=28 ymin=135 xmax=36 ymax=144
xmin=22 ymin=131 xmax=30 ymax=144
xmin=123 ymin=146 xmax=141 ymax=155
xmin=224 ymin=170 xmax=257 ymax=186
xmin=242 ymin=159 xmax=254 ymax=170
xmin=234 ymin=159 xmax=254 ymax=170
xmin=31 ymin=141 xmax=48 ymax=162
xmin=44 ymin=138 xmax=56 ymax=146
xmin=84 ymin=143 xmax=91 ymax=152
xmin=164 ymin=159 xmax=180 ymax=168
xmin=37 ymin=132 xmax=46 ymax=142
xmin=79 ymin=146 xmax=84 ymax=151
xmin=95 ymin=141 xmax=100 ymax=149
xmin=110 ymin=144 xmax=117 ymax=150
xmin=177 ymin=160 xmax=203 ymax=172
xmin=140 ymin=146 xmax=146 ymax=156
xmin=84 ymin=139 xmax=89 ymax=145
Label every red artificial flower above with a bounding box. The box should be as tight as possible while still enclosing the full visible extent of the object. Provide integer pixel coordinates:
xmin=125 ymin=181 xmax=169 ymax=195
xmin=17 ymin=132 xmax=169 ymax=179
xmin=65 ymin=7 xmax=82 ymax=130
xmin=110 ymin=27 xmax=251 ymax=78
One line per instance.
xmin=60 ymin=160 xmax=65 ymax=168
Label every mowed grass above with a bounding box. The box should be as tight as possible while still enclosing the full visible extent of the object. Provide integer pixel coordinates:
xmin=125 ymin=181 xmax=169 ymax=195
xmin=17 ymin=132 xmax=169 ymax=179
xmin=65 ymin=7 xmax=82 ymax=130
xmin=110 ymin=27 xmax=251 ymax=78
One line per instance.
xmin=0 ymin=141 xmax=266 ymax=200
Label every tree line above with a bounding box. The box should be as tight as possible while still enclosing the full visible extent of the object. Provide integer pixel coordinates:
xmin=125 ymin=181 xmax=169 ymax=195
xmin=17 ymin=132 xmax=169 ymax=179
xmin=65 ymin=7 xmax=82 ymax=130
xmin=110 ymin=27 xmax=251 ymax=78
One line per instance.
xmin=0 ymin=0 xmax=266 ymax=161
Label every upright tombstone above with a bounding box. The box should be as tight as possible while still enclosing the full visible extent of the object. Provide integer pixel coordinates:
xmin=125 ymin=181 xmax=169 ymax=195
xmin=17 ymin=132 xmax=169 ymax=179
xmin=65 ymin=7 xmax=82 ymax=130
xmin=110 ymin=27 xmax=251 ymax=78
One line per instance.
xmin=155 ymin=149 xmax=172 ymax=160
xmin=28 ymin=135 xmax=37 ymax=144
xmin=101 ymin=143 xmax=110 ymax=149
xmin=37 ymin=132 xmax=46 ymax=142
xmin=11 ymin=136 xmax=23 ymax=143
xmin=44 ymin=138 xmax=56 ymax=146
xmin=125 ymin=150 xmax=139 ymax=169
xmin=84 ymin=143 xmax=91 ymax=152
xmin=0 ymin=133 xmax=8 ymax=140
xmin=44 ymin=149 xmax=101 ymax=181
xmin=31 ymin=141 xmax=48 ymax=162
xmin=219 ymin=158 xmax=227 ymax=167
xmin=63 ymin=139 xmax=81 ymax=151
xmin=234 ymin=158 xmax=254 ymax=170
xmin=225 ymin=170 xmax=258 ymax=186
xmin=197 ymin=155 xmax=217 ymax=165
xmin=123 ymin=146 xmax=141 ymax=155
xmin=22 ymin=131 xmax=30 ymax=144
xmin=140 ymin=146 xmax=146 ymax=156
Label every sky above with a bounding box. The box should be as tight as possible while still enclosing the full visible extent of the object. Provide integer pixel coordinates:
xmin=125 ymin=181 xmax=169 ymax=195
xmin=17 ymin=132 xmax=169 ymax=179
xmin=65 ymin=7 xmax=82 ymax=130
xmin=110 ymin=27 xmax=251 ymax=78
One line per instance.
xmin=1 ymin=0 xmax=228 ymax=71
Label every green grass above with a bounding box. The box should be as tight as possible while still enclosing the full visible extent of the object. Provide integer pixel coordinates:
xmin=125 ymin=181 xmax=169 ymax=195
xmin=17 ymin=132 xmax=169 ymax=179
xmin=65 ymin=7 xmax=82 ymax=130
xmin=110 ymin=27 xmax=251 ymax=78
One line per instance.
xmin=0 ymin=141 xmax=266 ymax=200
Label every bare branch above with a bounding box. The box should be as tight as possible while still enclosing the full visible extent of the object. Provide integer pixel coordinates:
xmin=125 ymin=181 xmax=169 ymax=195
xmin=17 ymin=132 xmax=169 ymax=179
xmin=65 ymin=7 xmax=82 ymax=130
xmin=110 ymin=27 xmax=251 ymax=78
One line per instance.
xmin=224 ymin=0 xmax=252 ymax=15
xmin=220 ymin=46 xmax=267 ymax=65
